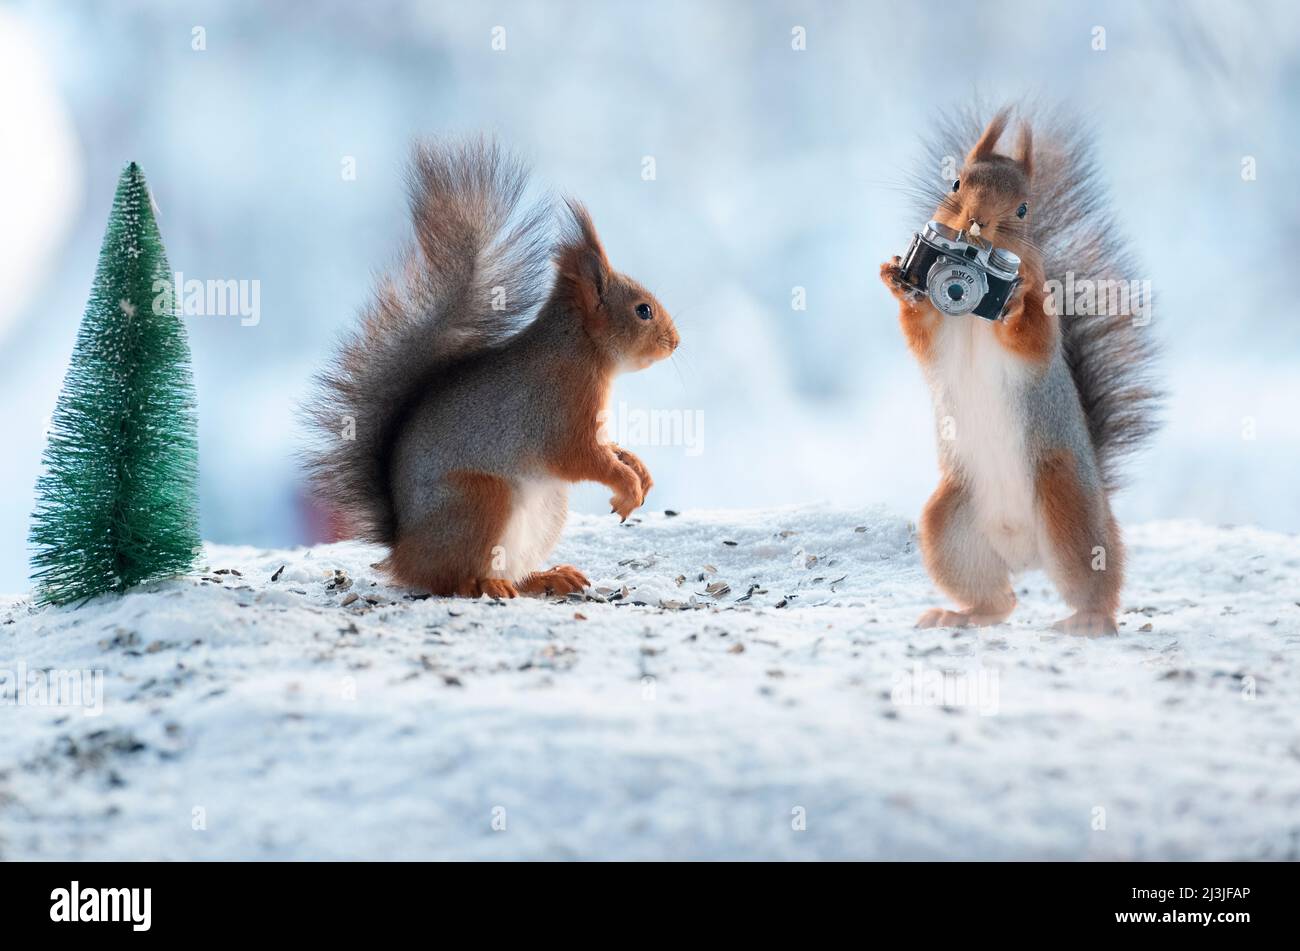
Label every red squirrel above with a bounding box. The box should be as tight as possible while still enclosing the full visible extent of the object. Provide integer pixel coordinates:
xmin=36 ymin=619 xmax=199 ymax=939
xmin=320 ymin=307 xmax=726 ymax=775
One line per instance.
xmin=307 ymin=140 xmax=679 ymax=598
xmin=881 ymin=106 xmax=1160 ymax=635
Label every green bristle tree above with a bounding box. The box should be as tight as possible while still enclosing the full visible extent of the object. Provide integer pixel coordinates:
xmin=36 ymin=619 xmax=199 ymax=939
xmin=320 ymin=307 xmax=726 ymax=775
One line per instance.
xmin=29 ymin=162 xmax=200 ymax=605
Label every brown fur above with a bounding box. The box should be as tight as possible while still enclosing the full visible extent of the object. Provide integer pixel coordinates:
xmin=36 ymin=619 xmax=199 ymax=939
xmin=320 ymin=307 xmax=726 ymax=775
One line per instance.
xmin=543 ymin=214 xmax=671 ymax=522
xmin=518 ymin=566 xmax=590 ymax=596
xmin=535 ymin=355 xmax=648 ymax=522
xmin=555 ymin=202 xmax=610 ymax=333
xmin=918 ymin=475 xmax=963 ymax=582
xmin=966 ymin=107 xmax=1012 ymax=165
xmin=1035 ymin=450 xmax=1123 ymax=633
xmin=386 ymin=470 xmax=515 ymax=597
xmin=992 ymin=269 xmax=1056 ymax=363
xmin=917 ymin=475 xmax=1017 ymax=628
xmin=881 ymin=258 xmax=938 ymax=361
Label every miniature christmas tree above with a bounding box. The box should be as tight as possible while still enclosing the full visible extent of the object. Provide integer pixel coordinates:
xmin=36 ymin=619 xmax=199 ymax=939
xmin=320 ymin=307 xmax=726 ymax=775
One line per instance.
xmin=29 ymin=162 xmax=200 ymax=605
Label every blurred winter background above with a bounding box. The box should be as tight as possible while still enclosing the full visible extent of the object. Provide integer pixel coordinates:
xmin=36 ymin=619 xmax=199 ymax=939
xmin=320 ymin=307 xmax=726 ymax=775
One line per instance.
xmin=0 ymin=0 xmax=1296 ymax=593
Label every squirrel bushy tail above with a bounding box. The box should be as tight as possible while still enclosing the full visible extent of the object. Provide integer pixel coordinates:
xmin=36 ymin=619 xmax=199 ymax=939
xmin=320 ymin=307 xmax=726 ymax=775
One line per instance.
xmin=305 ymin=139 xmax=554 ymax=544
xmin=909 ymin=104 xmax=1162 ymax=490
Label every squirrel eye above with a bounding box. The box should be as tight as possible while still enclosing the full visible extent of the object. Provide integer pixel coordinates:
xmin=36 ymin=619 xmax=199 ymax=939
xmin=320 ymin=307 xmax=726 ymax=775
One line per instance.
xmin=951 ymin=179 xmax=960 ymax=192
xmin=1016 ymin=202 xmax=1028 ymax=219
xmin=635 ymin=303 xmax=653 ymax=320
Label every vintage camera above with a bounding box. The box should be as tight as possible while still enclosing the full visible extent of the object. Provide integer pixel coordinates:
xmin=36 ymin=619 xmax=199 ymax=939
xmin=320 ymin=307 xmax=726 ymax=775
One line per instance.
xmin=898 ymin=220 xmax=1023 ymax=321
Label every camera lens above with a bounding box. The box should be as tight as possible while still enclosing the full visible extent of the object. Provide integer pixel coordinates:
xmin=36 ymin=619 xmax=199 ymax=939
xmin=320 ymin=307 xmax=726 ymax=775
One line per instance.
xmin=926 ymin=258 xmax=987 ymax=316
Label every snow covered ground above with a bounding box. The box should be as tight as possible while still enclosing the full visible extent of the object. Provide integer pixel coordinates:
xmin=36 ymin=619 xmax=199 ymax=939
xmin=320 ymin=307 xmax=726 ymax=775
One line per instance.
xmin=2 ymin=506 xmax=1298 ymax=860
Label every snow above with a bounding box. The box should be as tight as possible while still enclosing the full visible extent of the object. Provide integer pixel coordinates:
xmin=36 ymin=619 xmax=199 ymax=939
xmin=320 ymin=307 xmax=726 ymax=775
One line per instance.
xmin=2 ymin=505 xmax=1298 ymax=860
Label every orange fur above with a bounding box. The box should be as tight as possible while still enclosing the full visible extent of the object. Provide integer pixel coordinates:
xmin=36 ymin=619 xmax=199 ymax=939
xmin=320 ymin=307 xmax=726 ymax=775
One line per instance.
xmin=1012 ymin=122 xmax=1033 ymax=179
xmin=918 ymin=475 xmax=1016 ymax=626
xmin=544 ymin=202 xmax=669 ymax=518
xmin=918 ymin=473 xmax=963 ymax=580
xmin=386 ymin=470 xmax=515 ymax=597
xmin=965 ymin=107 xmax=1012 ymax=165
xmin=555 ymin=201 xmax=612 ymax=336
xmin=1035 ymin=450 xmax=1123 ymax=628
xmin=556 ymin=247 xmax=604 ymax=330
xmin=880 ymin=258 xmax=938 ymax=361
xmin=518 ymin=565 xmax=590 ymax=596
xmin=993 ymin=273 xmax=1056 ymax=363
xmin=541 ymin=358 xmax=646 ymax=521
xmin=899 ymin=303 xmax=938 ymax=362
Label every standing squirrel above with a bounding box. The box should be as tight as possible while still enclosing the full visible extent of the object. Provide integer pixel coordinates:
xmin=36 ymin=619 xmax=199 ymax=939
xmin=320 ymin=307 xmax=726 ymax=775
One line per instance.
xmin=306 ymin=140 xmax=679 ymax=598
xmin=881 ymin=106 xmax=1159 ymax=635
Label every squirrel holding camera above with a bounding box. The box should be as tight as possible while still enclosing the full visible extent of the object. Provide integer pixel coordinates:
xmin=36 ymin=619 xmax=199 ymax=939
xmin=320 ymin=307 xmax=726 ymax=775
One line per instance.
xmin=307 ymin=140 xmax=679 ymax=598
xmin=881 ymin=106 xmax=1159 ymax=635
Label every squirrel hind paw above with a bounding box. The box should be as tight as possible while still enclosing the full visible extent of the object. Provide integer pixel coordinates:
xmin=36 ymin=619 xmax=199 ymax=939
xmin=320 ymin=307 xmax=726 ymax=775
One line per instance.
xmin=518 ymin=566 xmax=590 ymax=597
xmin=915 ymin=604 xmax=1014 ymax=629
xmin=915 ymin=608 xmax=980 ymax=629
xmin=1051 ymin=611 xmax=1117 ymax=637
xmin=442 ymin=577 xmax=516 ymax=599
xmin=476 ymin=578 xmax=518 ymax=599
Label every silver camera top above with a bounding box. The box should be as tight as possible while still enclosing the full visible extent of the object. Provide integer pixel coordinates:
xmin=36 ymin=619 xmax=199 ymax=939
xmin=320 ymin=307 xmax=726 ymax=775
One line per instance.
xmin=919 ymin=220 xmax=1022 ymax=282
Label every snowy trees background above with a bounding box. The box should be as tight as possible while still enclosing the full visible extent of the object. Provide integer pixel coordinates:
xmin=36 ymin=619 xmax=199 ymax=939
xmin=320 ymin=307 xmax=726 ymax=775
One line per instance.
xmin=1 ymin=0 xmax=1297 ymax=592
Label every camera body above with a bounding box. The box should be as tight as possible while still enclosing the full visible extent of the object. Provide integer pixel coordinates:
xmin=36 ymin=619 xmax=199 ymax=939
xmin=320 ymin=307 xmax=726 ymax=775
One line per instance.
xmin=899 ymin=220 xmax=1023 ymax=321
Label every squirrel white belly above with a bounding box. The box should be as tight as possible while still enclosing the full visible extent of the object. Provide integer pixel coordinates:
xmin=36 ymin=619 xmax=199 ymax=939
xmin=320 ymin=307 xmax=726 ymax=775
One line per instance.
xmin=495 ymin=477 xmax=570 ymax=582
xmin=928 ymin=316 xmax=1041 ymax=573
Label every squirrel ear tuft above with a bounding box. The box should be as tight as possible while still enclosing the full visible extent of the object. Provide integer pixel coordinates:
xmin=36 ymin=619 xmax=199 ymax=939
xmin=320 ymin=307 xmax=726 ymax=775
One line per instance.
xmin=1015 ymin=121 xmax=1033 ymax=179
xmin=557 ymin=199 xmax=610 ymax=319
xmin=966 ymin=107 xmax=1013 ymax=166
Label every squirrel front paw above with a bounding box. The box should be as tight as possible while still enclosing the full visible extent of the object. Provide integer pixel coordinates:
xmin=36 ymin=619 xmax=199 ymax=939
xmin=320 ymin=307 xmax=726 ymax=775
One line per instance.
xmin=880 ymin=256 xmax=924 ymax=304
xmin=607 ymin=446 xmax=650 ymax=521
xmin=614 ymin=447 xmax=653 ymax=505
xmin=610 ymin=483 xmax=642 ymax=522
